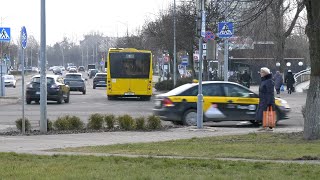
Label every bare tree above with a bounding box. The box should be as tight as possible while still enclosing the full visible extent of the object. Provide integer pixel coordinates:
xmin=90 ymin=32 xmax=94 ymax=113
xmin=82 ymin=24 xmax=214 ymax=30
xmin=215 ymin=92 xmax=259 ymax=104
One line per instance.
xmin=303 ymin=0 xmax=320 ymax=140
xmin=270 ymin=0 xmax=305 ymax=72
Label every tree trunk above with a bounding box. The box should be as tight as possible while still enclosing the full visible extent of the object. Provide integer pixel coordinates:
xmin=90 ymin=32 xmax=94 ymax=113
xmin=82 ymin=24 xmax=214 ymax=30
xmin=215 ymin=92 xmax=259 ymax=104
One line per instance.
xmin=272 ymin=0 xmax=286 ymax=73
xmin=188 ymin=50 xmax=196 ymax=79
xmin=203 ymin=56 xmax=208 ymax=81
xmin=303 ymin=0 xmax=320 ymax=140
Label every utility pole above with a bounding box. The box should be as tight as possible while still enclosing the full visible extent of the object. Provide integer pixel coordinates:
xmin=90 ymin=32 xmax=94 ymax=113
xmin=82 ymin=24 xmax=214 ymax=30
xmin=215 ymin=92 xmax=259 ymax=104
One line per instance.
xmin=86 ymin=46 xmax=89 ymax=68
xmin=30 ymin=47 xmax=33 ymax=68
xmin=173 ymin=0 xmax=177 ymax=87
xmin=40 ymin=0 xmax=47 ymax=133
xmin=92 ymin=46 xmax=94 ymax=64
xmin=81 ymin=47 xmax=84 ymax=66
xmin=223 ymin=0 xmax=229 ymax=81
xmin=197 ymin=0 xmax=205 ymax=129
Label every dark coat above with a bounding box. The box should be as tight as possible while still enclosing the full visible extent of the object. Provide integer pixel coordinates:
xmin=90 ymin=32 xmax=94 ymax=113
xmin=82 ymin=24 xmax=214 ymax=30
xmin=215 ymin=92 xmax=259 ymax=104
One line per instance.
xmin=273 ymin=73 xmax=283 ymax=89
xmin=255 ymin=74 xmax=275 ymax=121
xmin=240 ymin=72 xmax=251 ymax=82
xmin=285 ymin=72 xmax=295 ymax=88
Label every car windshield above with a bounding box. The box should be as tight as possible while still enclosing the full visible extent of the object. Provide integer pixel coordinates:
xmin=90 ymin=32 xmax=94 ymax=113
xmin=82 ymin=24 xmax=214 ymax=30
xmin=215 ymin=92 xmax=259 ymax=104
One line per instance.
xmin=165 ymin=83 xmax=196 ymax=96
xmin=66 ymin=74 xmax=82 ymax=79
xmin=32 ymin=77 xmax=55 ymax=84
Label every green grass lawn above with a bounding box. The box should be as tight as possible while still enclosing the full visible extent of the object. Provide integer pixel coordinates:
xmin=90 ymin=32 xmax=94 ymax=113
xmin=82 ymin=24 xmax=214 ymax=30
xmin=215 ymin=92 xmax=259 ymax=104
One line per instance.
xmin=1 ymin=152 xmax=320 ymax=180
xmin=55 ymin=132 xmax=320 ymax=160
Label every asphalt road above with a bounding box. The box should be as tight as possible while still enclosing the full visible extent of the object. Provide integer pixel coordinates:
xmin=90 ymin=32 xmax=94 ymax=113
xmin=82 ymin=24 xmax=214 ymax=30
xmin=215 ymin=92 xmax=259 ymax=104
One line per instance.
xmin=0 ymin=71 xmax=307 ymax=130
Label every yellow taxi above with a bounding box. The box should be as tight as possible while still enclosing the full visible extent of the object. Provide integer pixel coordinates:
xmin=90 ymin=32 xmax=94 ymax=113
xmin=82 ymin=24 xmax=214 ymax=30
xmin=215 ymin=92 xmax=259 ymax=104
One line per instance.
xmin=153 ymin=81 xmax=291 ymax=126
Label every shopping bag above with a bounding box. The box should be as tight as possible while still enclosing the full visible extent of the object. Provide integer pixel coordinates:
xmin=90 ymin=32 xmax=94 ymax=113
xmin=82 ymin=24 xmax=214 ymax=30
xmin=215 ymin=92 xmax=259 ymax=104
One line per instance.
xmin=280 ymin=85 xmax=284 ymax=92
xmin=263 ymin=106 xmax=276 ymax=128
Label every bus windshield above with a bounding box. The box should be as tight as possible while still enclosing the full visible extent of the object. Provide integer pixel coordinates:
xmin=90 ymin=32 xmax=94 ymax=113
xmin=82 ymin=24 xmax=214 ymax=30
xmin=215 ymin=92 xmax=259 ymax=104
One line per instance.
xmin=109 ymin=52 xmax=151 ymax=78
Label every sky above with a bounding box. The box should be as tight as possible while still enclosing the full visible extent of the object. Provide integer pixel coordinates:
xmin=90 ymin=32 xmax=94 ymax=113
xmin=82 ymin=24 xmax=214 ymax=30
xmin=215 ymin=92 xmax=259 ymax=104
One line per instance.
xmin=1 ymin=0 xmax=170 ymax=46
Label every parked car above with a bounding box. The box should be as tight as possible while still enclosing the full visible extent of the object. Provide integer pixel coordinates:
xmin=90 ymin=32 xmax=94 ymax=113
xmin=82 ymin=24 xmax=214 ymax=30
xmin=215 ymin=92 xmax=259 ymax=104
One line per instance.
xmin=78 ymin=66 xmax=85 ymax=72
xmin=153 ymin=81 xmax=291 ymax=126
xmin=69 ymin=68 xmax=77 ymax=73
xmin=53 ymin=67 xmax=63 ymax=75
xmin=64 ymin=73 xmax=86 ymax=94
xmin=3 ymin=75 xmax=16 ymax=88
xmin=26 ymin=74 xmax=70 ymax=104
xmin=93 ymin=73 xmax=107 ymax=89
xmin=88 ymin=69 xmax=98 ymax=79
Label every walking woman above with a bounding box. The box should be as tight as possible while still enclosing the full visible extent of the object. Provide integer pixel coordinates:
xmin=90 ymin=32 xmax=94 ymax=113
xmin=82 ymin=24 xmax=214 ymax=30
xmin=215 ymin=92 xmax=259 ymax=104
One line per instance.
xmin=285 ymin=70 xmax=295 ymax=94
xmin=255 ymin=67 xmax=275 ymax=125
xmin=273 ymin=71 xmax=283 ymax=94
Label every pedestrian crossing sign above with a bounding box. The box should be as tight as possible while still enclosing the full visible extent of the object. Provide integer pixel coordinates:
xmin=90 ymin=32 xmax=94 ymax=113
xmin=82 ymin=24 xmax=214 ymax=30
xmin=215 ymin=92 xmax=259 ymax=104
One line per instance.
xmin=218 ymin=22 xmax=233 ymax=38
xmin=0 ymin=27 xmax=11 ymax=42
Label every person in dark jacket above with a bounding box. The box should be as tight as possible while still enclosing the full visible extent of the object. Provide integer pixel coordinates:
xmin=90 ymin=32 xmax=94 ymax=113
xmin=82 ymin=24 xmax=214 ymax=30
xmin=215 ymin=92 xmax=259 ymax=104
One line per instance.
xmin=240 ymin=70 xmax=252 ymax=88
xmin=273 ymin=71 xmax=283 ymax=94
xmin=255 ymin=67 xmax=275 ymax=125
xmin=285 ymin=70 xmax=295 ymax=94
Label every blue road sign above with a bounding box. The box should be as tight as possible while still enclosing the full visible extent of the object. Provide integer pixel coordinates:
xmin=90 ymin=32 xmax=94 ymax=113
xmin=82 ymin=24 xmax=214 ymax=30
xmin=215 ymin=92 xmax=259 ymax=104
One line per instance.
xmin=218 ymin=22 xmax=234 ymax=38
xmin=21 ymin=26 xmax=28 ymax=49
xmin=0 ymin=27 xmax=11 ymax=42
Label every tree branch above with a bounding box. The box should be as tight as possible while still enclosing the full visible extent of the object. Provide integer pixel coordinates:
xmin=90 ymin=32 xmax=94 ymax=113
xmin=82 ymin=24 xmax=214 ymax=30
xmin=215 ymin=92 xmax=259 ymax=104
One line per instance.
xmin=284 ymin=1 xmax=305 ymax=37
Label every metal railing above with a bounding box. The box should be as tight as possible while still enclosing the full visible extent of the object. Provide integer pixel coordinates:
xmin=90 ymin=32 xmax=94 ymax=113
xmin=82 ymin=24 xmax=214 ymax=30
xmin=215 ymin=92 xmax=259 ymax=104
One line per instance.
xmin=294 ymin=68 xmax=311 ymax=85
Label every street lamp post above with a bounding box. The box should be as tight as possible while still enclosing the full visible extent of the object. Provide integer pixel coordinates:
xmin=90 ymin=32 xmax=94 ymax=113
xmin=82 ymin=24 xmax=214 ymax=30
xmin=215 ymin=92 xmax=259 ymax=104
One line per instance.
xmin=173 ymin=0 xmax=177 ymax=87
xmin=40 ymin=0 xmax=48 ymax=133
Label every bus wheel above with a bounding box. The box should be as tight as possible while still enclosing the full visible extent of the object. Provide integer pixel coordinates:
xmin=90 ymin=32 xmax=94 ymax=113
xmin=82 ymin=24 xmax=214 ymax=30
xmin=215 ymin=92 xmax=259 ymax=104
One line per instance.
xmin=108 ymin=96 xmax=115 ymax=100
xmin=141 ymin=96 xmax=151 ymax=101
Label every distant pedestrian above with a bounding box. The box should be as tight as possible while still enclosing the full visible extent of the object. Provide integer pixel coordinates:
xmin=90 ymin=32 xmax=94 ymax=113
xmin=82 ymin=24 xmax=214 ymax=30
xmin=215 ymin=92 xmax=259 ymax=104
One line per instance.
xmin=255 ymin=67 xmax=275 ymax=125
xmin=285 ymin=70 xmax=295 ymax=94
xmin=240 ymin=70 xmax=252 ymax=88
xmin=273 ymin=71 xmax=283 ymax=94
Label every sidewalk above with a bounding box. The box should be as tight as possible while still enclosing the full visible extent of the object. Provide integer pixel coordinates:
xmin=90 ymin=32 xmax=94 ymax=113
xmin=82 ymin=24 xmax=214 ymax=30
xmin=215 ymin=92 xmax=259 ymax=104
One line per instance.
xmin=0 ymin=126 xmax=302 ymax=153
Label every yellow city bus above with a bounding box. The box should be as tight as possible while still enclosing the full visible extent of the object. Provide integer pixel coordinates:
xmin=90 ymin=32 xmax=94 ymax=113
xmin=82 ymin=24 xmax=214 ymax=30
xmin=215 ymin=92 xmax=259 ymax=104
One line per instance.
xmin=106 ymin=48 xmax=153 ymax=100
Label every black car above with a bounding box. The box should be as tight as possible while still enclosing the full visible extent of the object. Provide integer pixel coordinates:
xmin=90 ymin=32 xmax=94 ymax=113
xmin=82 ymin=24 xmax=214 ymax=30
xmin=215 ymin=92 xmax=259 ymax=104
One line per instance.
xmin=64 ymin=73 xmax=86 ymax=94
xmin=93 ymin=73 xmax=107 ymax=89
xmin=26 ymin=75 xmax=70 ymax=104
xmin=78 ymin=66 xmax=85 ymax=72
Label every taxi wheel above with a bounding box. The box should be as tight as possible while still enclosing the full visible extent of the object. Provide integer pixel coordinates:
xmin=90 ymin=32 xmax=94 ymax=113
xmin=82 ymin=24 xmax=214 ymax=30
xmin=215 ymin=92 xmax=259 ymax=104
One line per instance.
xmin=183 ymin=109 xmax=197 ymax=126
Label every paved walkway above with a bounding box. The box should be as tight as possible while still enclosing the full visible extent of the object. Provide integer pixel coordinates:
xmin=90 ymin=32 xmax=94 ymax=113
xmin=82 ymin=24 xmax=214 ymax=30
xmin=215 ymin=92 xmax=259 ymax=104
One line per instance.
xmin=0 ymin=127 xmax=302 ymax=153
xmin=1 ymin=127 xmax=319 ymax=165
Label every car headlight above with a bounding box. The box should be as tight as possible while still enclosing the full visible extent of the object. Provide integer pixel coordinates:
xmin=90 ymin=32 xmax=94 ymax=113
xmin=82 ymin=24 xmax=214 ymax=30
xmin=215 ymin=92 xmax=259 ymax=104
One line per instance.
xmin=27 ymin=84 xmax=33 ymax=88
xmin=51 ymin=84 xmax=60 ymax=89
xmin=280 ymin=99 xmax=288 ymax=104
xmin=279 ymin=99 xmax=290 ymax=109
